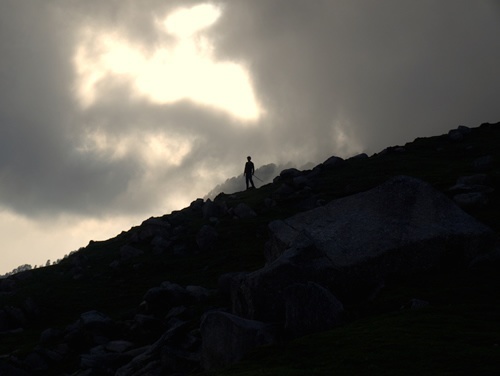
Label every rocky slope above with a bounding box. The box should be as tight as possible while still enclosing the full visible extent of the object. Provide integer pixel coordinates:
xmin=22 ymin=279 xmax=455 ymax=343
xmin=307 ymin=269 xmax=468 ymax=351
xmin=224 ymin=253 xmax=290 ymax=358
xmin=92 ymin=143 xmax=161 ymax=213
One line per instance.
xmin=1 ymin=122 xmax=500 ymax=375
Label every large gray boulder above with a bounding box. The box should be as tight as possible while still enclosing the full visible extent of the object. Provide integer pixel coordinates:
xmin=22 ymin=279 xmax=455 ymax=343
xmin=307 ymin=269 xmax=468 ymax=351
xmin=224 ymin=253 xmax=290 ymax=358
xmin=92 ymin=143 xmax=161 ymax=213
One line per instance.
xmin=233 ymin=176 xmax=494 ymax=322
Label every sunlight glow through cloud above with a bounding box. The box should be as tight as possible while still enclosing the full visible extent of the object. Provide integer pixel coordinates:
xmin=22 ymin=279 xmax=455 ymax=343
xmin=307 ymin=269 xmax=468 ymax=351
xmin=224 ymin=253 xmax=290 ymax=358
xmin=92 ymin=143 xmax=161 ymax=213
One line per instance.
xmin=163 ymin=3 xmax=222 ymax=37
xmin=73 ymin=3 xmax=262 ymax=121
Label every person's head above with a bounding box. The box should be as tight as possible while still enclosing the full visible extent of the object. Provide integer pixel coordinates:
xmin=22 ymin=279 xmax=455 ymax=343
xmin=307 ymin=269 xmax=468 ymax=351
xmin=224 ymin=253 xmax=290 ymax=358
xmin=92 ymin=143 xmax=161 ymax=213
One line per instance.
xmin=247 ymin=156 xmax=251 ymax=161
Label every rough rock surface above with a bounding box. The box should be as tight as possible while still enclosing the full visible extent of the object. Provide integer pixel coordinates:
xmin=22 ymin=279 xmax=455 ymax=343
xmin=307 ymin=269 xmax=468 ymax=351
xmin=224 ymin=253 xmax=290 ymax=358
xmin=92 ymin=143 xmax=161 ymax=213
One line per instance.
xmin=234 ymin=176 xmax=494 ymax=321
xmin=200 ymin=311 xmax=276 ymax=370
xmin=284 ymin=282 xmax=344 ymax=338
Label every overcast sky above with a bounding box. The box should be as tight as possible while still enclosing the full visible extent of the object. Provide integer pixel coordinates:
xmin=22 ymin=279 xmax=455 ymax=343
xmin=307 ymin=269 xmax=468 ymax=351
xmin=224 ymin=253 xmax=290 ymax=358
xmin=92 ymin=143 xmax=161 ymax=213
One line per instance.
xmin=1 ymin=0 xmax=499 ymax=274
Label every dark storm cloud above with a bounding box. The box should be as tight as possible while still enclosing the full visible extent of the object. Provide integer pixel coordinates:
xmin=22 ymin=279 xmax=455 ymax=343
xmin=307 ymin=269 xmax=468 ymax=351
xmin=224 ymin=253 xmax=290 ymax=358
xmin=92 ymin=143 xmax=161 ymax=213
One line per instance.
xmin=1 ymin=0 xmax=500 ymax=222
xmin=0 ymin=0 xmax=232 ymax=217
xmin=0 ymin=2 xmax=76 ymax=215
xmin=0 ymin=1 xmax=157 ymax=217
xmin=213 ymin=0 xmax=500 ymax=157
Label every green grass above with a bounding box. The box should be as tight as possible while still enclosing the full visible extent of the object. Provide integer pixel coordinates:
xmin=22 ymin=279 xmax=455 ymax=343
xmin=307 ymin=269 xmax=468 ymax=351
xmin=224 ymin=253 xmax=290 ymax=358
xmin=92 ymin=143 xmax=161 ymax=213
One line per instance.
xmin=214 ymin=310 xmax=500 ymax=376
xmin=211 ymin=267 xmax=500 ymax=376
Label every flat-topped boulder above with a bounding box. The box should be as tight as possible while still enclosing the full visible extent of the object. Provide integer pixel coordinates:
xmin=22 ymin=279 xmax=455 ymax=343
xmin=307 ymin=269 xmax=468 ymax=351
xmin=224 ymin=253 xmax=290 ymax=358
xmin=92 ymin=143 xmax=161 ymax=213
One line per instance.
xmin=233 ymin=176 xmax=495 ymax=322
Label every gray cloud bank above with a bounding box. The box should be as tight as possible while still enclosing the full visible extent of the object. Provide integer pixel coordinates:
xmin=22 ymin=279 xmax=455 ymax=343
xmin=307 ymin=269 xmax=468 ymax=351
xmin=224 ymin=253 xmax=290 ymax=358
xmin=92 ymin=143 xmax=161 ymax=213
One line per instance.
xmin=1 ymin=0 xmax=499 ymax=222
xmin=214 ymin=0 xmax=500 ymax=152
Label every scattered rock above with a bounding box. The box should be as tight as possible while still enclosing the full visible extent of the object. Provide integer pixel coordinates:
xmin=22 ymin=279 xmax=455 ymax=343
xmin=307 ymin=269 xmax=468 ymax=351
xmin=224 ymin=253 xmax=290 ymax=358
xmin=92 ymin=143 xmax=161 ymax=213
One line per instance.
xmin=196 ymin=225 xmax=218 ymax=252
xmin=116 ymin=320 xmax=198 ymax=376
xmin=232 ymin=203 xmax=257 ymax=219
xmin=380 ymin=146 xmax=407 ymax=155
xmin=0 ymin=309 xmax=11 ymax=332
xmin=143 ymin=282 xmax=193 ymax=315
xmin=472 ymin=155 xmax=494 ymax=172
xmin=264 ymin=197 xmax=276 ymax=208
xmin=273 ymin=183 xmax=295 ymax=199
xmin=448 ymin=125 xmax=471 ymax=141
xmin=218 ymin=272 xmax=249 ymax=300
xmin=233 ymin=176 xmax=494 ymax=322
xmin=448 ymin=129 xmax=464 ymax=141
xmin=40 ymin=327 xmax=63 ymax=345
xmin=279 ymin=168 xmax=301 ymax=179
xmin=131 ymin=217 xmax=172 ymax=242
xmin=79 ymin=311 xmax=113 ymax=329
xmin=401 ymin=298 xmax=430 ymax=310
xmin=105 ymin=340 xmax=134 ymax=353
xmin=322 ymin=155 xmax=344 ymax=168
xmin=202 ymin=199 xmax=224 ymax=219
xmin=0 ymin=359 xmax=30 ymax=376
xmin=284 ymin=282 xmax=344 ymax=338
xmin=23 ymin=351 xmax=49 ymax=373
xmin=456 ymin=174 xmax=489 ymax=186
xmin=200 ymin=311 xmax=276 ymax=370
xmin=0 ymin=278 xmax=17 ymax=292
xmin=151 ymin=235 xmax=172 ymax=254
xmin=469 ymin=247 xmax=500 ymax=270
xmin=292 ymin=175 xmax=310 ymax=189
xmin=120 ymin=245 xmax=144 ymax=261
xmin=453 ymin=192 xmax=489 ymax=208
xmin=449 ymin=174 xmax=494 ymax=209
xmin=186 ymin=285 xmax=212 ymax=303
xmin=348 ymin=152 xmax=369 ymax=160
xmin=190 ymin=198 xmax=205 ymax=212
xmin=4 ymin=306 xmax=26 ymax=328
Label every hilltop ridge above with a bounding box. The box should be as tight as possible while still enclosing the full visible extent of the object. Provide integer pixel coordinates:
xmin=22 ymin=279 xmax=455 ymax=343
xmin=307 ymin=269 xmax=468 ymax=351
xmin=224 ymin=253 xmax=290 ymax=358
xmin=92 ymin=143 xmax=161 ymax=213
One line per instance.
xmin=1 ymin=121 xmax=500 ymax=375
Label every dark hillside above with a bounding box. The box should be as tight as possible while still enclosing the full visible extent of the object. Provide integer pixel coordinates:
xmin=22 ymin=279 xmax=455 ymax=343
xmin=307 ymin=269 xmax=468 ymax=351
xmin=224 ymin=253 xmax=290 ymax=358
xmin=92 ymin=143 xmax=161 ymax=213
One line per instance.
xmin=1 ymin=122 xmax=499 ymax=375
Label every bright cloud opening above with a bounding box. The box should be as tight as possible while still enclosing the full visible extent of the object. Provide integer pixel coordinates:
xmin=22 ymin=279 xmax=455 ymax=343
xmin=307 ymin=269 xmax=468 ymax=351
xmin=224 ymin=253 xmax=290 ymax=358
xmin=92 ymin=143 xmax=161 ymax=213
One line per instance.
xmin=73 ymin=3 xmax=262 ymax=122
xmin=163 ymin=3 xmax=222 ymax=37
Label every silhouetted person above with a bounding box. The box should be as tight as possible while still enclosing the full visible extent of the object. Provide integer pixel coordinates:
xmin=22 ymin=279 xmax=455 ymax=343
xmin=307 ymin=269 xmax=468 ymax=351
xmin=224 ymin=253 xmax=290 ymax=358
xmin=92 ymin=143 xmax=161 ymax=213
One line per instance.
xmin=244 ymin=156 xmax=255 ymax=189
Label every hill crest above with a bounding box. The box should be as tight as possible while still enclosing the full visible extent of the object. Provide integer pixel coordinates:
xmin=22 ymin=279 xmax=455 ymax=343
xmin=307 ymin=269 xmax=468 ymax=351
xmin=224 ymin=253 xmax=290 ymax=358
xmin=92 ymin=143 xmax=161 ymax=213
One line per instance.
xmin=1 ymin=121 xmax=500 ymax=375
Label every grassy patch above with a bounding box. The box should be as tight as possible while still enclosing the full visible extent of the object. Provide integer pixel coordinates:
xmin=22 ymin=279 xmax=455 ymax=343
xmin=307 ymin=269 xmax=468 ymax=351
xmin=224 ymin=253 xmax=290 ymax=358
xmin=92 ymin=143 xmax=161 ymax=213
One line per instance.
xmin=214 ymin=305 xmax=500 ymax=376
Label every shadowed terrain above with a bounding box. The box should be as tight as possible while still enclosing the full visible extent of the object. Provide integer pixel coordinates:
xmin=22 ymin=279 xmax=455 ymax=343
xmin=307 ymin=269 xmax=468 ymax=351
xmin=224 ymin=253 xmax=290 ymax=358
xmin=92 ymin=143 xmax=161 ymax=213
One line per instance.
xmin=1 ymin=122 xmax=499 ymax=375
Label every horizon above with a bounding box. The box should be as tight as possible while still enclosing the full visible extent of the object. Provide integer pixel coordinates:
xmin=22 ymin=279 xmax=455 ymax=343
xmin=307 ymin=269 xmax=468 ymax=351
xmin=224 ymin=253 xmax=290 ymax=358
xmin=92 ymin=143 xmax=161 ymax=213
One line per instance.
xmin=2 ymin=120 xmax=497 ymax=277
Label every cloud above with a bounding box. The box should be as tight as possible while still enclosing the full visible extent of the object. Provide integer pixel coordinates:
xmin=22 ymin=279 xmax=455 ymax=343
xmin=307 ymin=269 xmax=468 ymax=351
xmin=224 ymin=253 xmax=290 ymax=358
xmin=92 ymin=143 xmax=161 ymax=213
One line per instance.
xmin=212 ymin=0 xmax=500 ymax=155
xmin=0 ymin=1 xmax=257 ymax=218
xmin=73 ymin=9 xmax=262 ymax=121
xmin=1 ymin=0 xmax=500 ymax=273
